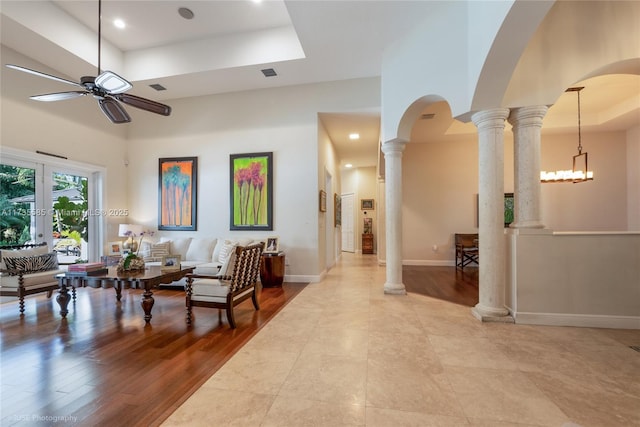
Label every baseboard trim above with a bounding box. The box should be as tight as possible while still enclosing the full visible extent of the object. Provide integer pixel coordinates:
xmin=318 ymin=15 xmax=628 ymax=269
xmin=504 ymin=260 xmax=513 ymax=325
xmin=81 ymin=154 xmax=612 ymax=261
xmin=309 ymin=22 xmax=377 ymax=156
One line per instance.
xmin=284 ymin=274 xmax=323 ymax=283
xmin=402 ymin=260 xmax=455 ymax=267
xmin=515 ymin=312 xmax=640 ymax=329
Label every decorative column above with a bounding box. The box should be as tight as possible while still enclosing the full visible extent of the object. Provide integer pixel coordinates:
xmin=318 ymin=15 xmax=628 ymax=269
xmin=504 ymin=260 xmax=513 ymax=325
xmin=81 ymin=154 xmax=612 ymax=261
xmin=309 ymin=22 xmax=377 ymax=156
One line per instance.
xmin=376 ymin=176 xmax=386 ymax=265
xmin=381 ymin=139 xmax=407 ymax=295
xmin=508 ymin=106 xmax=548 ymax=229
xmin=471 ymin=109 xmax=512 ymax=321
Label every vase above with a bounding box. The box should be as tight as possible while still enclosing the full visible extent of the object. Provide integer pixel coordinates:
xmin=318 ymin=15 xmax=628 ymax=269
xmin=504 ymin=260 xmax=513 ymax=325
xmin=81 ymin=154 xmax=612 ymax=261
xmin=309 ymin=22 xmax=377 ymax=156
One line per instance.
xmin=117 ymin=255 xmax=145 ymax=272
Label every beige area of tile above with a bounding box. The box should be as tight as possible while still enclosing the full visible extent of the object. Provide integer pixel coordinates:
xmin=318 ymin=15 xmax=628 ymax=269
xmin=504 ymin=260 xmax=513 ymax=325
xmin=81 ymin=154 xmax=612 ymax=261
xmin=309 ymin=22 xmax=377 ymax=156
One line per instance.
xmin=162 ymin=253 xmax=640 ymax=427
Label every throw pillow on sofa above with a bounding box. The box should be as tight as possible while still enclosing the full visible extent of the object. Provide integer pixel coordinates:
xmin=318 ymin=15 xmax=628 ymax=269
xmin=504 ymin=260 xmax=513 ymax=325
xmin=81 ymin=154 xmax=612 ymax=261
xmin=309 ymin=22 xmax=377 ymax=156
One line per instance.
xmin=4 ymin=252 xmax=59 ymax=275
xmin=160 ymin=237 xmax=192 ymax=260
xmin=219 ymin=245 xmax=238 ymax=277
xmin=185 ymin=238 xmax=217 ymax=262
xmin=217 ymin=240 xmax=237 ymax=265
xmin=0 ymin=245 xmax=50 ymax=270
xmin=142 ymin=242 xmax=171 ymax=262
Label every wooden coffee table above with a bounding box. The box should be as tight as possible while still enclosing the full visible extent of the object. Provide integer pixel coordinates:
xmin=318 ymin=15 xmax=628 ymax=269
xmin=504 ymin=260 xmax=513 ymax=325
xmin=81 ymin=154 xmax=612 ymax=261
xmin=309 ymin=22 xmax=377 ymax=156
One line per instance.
xmin=56 ymin=265 xmax=195 ymax=323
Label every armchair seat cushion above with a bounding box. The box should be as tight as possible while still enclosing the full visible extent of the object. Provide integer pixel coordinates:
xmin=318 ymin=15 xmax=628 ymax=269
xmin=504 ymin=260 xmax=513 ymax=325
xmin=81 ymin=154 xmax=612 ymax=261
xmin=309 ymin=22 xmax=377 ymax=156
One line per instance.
xmin=193 ymin=262 xmax=223 ymax=276
xmin=191 ymin=279 xmax=254 ymax=303
xmin=0 ymin=269 xmax=63 ymax=293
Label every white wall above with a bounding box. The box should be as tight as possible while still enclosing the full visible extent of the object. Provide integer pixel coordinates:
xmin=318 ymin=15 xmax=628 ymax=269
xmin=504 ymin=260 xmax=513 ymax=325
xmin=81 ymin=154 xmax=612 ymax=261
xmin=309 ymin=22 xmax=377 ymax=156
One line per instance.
xmin=508 ymin=229 xmax=640 ymax=329
xmin=401 ymin=128 xmax=631 ymax=264
xmin=340 ymin=167 xmax=377 ymax=253
xmin=627 ymin=125 xmax=640 ymax=231
xmin=357 ymin=167 xmax=377 ymax=252
xmin=318 ymin=117 xmax=341 ymax=274
xmin=540 ymin=131 xmax=629 ymax=231
xmin=125 ymin=78 xmax=379 ymax=280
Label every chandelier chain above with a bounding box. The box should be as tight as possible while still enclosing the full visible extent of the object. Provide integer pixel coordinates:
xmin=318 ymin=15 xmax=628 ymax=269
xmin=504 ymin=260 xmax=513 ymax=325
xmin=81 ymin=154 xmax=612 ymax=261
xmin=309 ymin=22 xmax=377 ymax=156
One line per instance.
xmin=577 ymin=89 xmax=582 ymax=154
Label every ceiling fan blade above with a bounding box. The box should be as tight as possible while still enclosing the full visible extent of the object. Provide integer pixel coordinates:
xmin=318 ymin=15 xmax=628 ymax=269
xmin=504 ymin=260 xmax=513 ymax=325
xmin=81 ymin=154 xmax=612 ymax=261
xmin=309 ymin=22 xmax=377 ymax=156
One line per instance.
xmin=95 ymin=70 xmax=132 ymax=94
xmin=114 ymin=93 xmax=172 ymax=116
xmin=6 ymin=64 xmax=84 ymax=89
xmin=98 ymin=98 xmax=131 ymax=124
xmin=30 ymin=91 xmax=88 ymax=102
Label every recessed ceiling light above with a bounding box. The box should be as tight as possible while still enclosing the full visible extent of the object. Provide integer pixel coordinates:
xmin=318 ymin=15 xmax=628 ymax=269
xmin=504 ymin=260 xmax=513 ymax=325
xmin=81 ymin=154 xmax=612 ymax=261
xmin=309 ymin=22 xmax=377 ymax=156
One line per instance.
xmin=349 ymin=133 xmax=360 ymax=140
xmin=345 ymin=163 xmax=353 ymax=168
xmin=178 ymin=7 xmax=194 ymax=20
xmin=113 ymin=18 xmax=125 ymax=29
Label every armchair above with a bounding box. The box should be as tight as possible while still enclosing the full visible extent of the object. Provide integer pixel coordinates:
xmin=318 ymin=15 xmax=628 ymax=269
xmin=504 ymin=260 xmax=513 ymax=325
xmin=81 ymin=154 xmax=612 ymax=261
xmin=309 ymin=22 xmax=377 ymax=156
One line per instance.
xmin=455 ymin=233 xmax=479 ymax=270
xmin=185 ymin=242 xmax=264 ymax=329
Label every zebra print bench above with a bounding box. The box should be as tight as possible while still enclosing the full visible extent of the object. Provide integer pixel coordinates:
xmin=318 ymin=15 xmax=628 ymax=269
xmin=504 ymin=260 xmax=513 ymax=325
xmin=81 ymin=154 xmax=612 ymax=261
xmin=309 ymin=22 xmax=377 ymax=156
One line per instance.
xmin=0 ymin=243 xmax=65 ymax=316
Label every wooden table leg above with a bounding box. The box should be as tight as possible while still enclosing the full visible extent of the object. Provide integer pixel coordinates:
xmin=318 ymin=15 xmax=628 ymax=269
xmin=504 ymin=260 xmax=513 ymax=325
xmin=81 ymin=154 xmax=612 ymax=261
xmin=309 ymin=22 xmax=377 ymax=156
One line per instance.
xmin=56 ymin=279 xmax=71 ymax=318
xmin=114 ymin=281 xmax=123 ymax=301
xmin=141 ymin=285 xmax=154 ymax=323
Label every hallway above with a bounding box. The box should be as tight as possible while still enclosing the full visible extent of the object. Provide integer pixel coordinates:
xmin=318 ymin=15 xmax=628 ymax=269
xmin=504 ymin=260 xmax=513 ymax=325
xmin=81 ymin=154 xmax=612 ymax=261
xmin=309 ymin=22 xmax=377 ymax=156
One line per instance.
xmin=163 ymin=253 xmax=640 ymax=426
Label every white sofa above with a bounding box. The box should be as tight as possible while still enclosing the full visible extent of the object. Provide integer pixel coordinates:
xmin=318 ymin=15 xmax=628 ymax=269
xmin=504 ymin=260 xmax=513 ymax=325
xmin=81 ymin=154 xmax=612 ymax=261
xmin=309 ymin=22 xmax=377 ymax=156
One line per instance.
xmin=140 ymin=237 xmax=264 ymax=283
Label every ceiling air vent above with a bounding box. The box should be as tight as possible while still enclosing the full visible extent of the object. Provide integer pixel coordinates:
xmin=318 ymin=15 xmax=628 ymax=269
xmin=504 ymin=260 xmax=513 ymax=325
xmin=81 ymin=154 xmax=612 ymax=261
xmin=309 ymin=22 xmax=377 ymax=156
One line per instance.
xmin=421 ymin=113 xmax=435 ymax=120
xmin=261 ymin=68 xmax=277 ymax=77
xmin=149 ymin=84 xmax=167 ymax=91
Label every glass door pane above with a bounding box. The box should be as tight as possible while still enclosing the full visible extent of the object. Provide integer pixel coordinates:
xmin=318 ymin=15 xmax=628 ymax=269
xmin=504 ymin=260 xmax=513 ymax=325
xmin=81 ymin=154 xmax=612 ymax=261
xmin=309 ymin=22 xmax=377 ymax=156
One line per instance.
xmin=50 ymin=169 xmax=89 ymax=264
xmin=0 ymin=163 xmax=38 ymax=245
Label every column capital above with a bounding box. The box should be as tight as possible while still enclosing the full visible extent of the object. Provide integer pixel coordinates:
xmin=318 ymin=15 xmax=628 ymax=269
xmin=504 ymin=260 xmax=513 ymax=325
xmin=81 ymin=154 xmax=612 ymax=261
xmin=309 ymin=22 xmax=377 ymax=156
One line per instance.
xmin=508 ymin=105 xmax=549 ymax=127
xmin=381 ymin=138 xmax=408 ymax=155
xmin=471 ymin=108 xmax=510 ymax=129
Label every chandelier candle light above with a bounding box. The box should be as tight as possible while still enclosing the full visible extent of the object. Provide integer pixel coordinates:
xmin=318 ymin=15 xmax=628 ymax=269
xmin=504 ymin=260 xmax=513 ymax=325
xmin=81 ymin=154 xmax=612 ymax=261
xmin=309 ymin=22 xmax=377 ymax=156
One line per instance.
xmin=540 ymin=86 xmax=594 ymax=183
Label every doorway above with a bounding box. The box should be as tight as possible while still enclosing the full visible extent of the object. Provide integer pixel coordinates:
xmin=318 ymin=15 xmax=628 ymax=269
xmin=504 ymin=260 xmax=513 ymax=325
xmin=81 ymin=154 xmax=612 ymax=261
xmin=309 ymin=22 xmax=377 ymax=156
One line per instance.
xmin=1 ymin=154 xmax=104 ymax=263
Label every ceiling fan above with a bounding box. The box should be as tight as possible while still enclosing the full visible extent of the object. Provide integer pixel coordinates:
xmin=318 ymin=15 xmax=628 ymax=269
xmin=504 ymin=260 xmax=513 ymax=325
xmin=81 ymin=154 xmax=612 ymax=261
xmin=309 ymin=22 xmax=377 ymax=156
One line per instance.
xmin=5 ymin=0 xmax=171 ymax=124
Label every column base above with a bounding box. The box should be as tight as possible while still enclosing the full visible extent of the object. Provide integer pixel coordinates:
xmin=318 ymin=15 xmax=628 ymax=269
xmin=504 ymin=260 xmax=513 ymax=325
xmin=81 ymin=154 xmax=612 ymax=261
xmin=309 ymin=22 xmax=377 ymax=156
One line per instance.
xmin=384 ymin=282 xmax=406 ymax=295
xmin=471 ymin=304 xmax=514 ymax=323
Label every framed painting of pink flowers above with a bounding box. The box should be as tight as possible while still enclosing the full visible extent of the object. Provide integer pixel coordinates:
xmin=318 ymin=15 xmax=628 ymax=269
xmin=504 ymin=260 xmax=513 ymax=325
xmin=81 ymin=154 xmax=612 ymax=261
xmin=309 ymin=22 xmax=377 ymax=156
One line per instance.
xmin=158 ymin=157 xmax=197 ymax=231
xmin=230 ymin=152 xmax=273 ymax=230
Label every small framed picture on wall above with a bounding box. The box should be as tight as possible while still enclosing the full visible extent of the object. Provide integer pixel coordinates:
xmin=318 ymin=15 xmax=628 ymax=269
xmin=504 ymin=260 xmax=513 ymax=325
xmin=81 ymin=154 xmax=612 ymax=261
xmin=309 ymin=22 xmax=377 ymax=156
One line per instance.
xmin=361 ymin=199 xmax=374 ymax=210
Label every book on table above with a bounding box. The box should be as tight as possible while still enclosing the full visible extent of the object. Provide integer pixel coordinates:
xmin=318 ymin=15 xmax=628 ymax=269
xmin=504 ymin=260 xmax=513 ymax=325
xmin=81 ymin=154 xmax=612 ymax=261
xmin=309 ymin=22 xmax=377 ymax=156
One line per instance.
xmin=67 ymin=262 xmax=107 ymax=276
xmin=65 ymin=268 xmax=108 ymax=277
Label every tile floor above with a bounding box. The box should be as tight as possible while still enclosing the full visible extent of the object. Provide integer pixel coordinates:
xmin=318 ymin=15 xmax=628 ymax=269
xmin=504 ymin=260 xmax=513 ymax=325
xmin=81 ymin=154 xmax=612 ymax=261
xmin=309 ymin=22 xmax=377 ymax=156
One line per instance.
xmin=162 ymin=253 xmax=640 ymax=427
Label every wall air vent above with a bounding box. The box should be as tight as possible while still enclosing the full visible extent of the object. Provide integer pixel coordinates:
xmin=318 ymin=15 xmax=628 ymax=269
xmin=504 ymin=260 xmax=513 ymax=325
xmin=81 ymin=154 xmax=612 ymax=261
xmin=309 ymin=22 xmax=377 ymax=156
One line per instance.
xmin=261 ymin=68 xmax=277 ymax=77
xmin=149 ymin=84 xmax=166 ymax=91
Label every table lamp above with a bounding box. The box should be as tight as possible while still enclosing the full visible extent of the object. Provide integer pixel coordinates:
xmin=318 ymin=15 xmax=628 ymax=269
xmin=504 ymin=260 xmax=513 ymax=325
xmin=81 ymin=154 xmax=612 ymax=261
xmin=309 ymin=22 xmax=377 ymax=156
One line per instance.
xmin=118 ymin=224 xmax=143 ymax=252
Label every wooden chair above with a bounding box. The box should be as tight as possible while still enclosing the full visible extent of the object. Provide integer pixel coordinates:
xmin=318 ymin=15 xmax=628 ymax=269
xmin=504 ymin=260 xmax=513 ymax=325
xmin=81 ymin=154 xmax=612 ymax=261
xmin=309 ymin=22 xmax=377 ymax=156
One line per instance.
xmin=185 ymin=242 xmax=264 ymax=329
xmin=455 ymin=233 xmax=479 ymax=270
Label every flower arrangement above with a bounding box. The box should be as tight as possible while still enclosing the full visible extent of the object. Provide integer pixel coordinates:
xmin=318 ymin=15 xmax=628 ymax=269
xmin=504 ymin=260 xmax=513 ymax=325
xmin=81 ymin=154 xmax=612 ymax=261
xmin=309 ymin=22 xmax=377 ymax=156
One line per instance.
xmin=119 ymin=229 xmax=155 ymax=271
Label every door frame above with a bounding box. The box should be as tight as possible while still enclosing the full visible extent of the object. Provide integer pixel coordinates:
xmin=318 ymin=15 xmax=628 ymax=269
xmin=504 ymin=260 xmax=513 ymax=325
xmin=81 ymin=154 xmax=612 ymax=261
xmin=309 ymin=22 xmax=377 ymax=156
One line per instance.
xmin=1 ymin=146 xmax=107 ymax=261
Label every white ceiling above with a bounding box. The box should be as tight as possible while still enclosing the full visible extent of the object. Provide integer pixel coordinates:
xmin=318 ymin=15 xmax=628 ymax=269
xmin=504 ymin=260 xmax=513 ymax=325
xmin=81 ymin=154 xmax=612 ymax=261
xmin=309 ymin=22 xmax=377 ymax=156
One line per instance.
xmin=1 ymin=1 xmax=638 ymax=169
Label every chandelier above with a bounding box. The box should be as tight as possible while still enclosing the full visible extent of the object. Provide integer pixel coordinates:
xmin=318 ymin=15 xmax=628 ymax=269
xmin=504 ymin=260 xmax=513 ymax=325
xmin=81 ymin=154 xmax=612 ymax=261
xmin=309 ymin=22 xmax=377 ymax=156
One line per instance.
xmin=540 ymin=87 xmax=594 ymax=183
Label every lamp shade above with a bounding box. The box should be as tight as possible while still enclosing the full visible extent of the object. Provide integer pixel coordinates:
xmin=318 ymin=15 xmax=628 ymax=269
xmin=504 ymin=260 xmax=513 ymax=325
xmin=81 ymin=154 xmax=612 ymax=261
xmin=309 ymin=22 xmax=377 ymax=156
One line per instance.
xmin=118 ymin=224 xmax=143 ymax=237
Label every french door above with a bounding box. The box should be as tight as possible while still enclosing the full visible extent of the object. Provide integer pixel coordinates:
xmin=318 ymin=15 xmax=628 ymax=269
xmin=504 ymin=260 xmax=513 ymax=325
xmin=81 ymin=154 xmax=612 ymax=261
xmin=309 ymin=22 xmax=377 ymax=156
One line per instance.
xmin=0 ymin=155 xmax=102 ymax=262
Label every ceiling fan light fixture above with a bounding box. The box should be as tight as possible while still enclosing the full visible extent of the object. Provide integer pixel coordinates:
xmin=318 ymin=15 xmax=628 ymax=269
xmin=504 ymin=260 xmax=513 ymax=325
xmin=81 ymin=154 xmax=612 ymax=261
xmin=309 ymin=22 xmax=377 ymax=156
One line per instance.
xmin=95 ymin=71 xmax=132 ymax=94
xmin=5 ymin=0 xmax=171 ymax=124
xmin=99 ymin=98 xmax=131 ymax=124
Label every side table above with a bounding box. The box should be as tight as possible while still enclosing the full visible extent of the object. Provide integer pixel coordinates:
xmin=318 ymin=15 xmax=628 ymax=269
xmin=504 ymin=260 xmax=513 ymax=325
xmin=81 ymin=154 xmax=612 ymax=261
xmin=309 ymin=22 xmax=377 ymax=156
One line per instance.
xmin=260 ymin=252 xmax=285 ymax=288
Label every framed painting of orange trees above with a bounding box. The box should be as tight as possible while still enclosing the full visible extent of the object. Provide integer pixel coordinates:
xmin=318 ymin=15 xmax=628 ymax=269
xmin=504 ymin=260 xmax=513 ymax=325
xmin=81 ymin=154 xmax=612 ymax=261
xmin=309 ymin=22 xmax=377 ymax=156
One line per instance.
xmin=158 ymin=157 xmax=197 ymax=231
xmin=230 ymin=152 xmax=273 ymax=231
